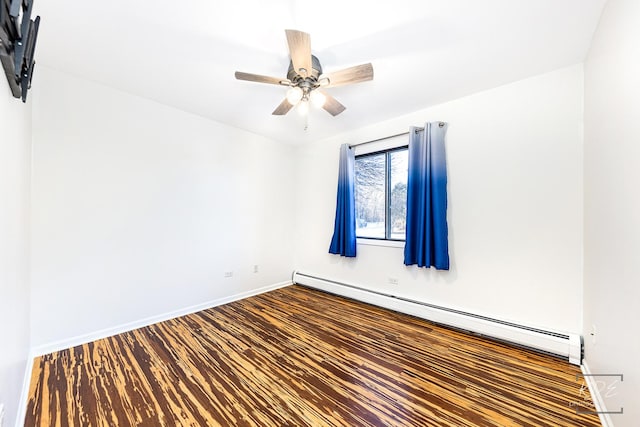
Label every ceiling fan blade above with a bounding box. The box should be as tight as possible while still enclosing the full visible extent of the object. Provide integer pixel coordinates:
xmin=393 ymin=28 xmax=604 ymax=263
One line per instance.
xmin=235 ymin=71 xmax=290 ymax=86
xmin=322 ymin=63 xmax=374 ymax=88
xmin=320 ymin=91 xmax=346 ymax=116
xmin=285 ymin=29 xmax=312 ymax=77
xmin=272 ymin=98 xmax=294 ymax=115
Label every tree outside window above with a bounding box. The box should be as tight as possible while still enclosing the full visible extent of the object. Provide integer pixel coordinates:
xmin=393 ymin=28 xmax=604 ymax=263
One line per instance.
xmin=355 ymin=147 xmax=408 ymax=240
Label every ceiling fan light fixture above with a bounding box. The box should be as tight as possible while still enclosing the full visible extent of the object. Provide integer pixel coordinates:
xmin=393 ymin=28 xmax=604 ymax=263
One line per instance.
xmin=310 ymin=91 xmax=326 ymax=108
xmin=286 ymin=86 xmax=304 ymax=105
xmin=235 ymin=30 xmax=373 ymax=117
xmin=297 ymin=100 xmax=309 ymax=116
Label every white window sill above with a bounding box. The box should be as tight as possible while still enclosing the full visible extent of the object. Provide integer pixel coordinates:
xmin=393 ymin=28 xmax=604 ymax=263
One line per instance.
xmin=357 ymin=238 xmax=405 ymax=248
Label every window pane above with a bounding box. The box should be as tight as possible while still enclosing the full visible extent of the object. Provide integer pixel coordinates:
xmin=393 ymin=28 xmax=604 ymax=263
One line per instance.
xmin=389 ymin=149 xmax=408 ymax=240
xmin=355 ymin=153 xmax=385 ymax=239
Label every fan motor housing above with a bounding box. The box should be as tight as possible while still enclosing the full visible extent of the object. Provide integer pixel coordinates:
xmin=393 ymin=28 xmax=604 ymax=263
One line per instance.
xmin=287 ymin=55 xmax=322 ymax=83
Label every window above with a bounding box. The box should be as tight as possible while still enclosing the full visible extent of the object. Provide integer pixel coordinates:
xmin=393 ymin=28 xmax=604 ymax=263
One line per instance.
xmin=355 ymin=147 xmax=408 ymax=240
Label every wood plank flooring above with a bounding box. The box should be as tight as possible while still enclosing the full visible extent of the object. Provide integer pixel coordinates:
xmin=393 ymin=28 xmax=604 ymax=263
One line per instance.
xmin=25 ymin=285 xmax=601 ymax=426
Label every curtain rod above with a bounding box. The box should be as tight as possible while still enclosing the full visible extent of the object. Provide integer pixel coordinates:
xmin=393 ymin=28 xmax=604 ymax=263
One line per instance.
xmin=348 ymin=122 xmax=445 ymax=148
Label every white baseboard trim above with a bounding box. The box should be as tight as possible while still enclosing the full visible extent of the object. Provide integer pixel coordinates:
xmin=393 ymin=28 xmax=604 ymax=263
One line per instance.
xmin=15 ymin=351 xmax=36 ymax=427
xmin=31 ymin=280 xmax=291 ymax=357
xmin=581 ymin=361 xmax=614 ymax=427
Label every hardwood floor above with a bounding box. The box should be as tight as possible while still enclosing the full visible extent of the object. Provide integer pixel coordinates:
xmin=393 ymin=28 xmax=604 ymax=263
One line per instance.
xmin=25 ymin=285 xmax=601 ymax=426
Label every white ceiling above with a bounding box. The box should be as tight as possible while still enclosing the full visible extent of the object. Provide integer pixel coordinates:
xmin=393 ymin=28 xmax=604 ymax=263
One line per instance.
xmin=33 ymin=0 xmax=606 ymax=144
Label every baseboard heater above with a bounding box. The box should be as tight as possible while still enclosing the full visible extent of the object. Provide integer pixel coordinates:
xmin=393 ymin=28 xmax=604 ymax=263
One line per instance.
xmin=292 ymin=271 xmax=582 ymax=365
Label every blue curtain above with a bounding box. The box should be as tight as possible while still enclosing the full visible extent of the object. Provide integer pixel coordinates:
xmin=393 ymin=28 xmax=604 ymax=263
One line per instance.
xmin=404 ymin=122 xmax=449 ymax=269
xmin=329 ymin=144 xmax=357 ymax=257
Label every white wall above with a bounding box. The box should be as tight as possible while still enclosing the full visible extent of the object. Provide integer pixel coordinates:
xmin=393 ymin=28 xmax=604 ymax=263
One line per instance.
xmin=0 ymin=84 xmax=31 ymax=425
xmin=294 ymin=65 xmax=584 ymax=334
xmin=584 ymin=0 xmax=640 ymax=425
xmin=30 ymin=67 xmax=296 ymax=351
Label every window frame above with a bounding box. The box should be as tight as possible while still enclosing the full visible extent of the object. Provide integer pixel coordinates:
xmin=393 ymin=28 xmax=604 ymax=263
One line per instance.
xmin=354 ymin=145 xmax=408 ymax=243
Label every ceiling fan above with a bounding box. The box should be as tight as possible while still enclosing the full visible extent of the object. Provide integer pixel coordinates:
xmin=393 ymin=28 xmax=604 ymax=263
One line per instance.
xmin=235 ymin=29 xmax=373 ymax=117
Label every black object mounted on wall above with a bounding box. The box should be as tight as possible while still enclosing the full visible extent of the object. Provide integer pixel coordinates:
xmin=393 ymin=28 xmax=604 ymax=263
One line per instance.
xmin=0 ymin=0 xmax=40 ymax=102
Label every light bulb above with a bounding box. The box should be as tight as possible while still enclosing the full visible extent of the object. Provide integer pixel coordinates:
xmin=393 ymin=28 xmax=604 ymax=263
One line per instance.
xmin=286 ymin=87 xmax=303 ymax=105
xmin=297 ymin=100 xmax=309 ymax=116
xmin=310 ymin=91 xmax=326 ymax=108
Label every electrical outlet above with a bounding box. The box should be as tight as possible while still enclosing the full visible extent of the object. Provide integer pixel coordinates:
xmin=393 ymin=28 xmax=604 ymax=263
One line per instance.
xmin=224 ymin=271 xmax=233 ymax=278
xmin=388 ymin=277 xmax=398 ymax=285
xmin=253 ymin=265 xmax=259 ymax=273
